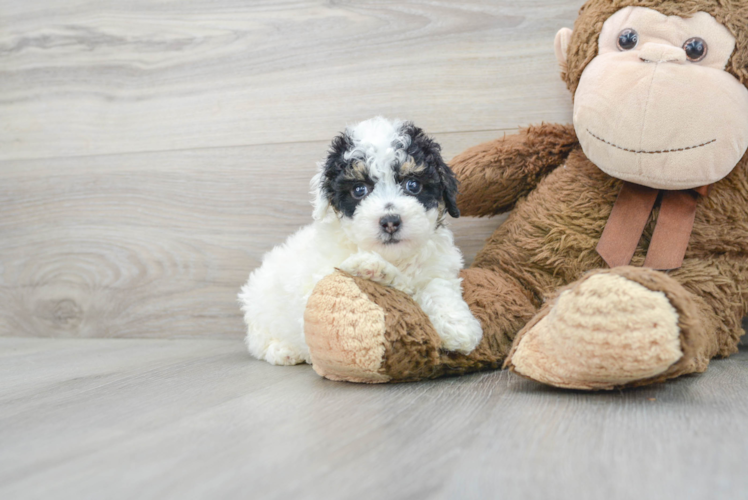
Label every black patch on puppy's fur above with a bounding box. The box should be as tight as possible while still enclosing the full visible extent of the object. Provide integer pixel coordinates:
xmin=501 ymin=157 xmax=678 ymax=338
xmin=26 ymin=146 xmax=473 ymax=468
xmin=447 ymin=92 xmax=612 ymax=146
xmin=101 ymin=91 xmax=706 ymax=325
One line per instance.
xmin=321 ymin=132 xmax=372 ymax=218
xmin=399 ymin=123 xmax=460 ymax=219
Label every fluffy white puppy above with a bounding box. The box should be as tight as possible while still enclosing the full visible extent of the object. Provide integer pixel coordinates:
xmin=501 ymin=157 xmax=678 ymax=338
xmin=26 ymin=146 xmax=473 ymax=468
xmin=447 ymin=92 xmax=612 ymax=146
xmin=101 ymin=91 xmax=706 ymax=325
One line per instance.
xmin=239 ymin=117 xmax=483 ymax=366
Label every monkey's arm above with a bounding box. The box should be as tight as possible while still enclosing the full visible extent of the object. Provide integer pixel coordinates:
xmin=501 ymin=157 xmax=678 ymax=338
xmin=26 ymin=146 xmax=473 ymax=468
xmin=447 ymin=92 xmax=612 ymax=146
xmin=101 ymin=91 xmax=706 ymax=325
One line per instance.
xmin=452 ymin=123 xmax=578 ymax=217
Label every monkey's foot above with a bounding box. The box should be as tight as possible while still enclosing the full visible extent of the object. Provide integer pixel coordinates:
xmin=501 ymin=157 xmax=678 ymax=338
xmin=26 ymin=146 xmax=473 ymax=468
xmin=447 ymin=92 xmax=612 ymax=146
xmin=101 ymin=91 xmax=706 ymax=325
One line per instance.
xmin=304 ymin=270 xmax=502 ymax=383
xmin=504 ymin=268 xmax=703 ymax=390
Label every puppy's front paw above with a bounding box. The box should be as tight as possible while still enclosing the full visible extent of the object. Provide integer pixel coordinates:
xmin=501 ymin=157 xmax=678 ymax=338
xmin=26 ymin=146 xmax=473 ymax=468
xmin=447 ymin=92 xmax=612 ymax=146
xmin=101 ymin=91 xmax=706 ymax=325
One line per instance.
xmin=432 ymin=309 xmax=483 ymax=355
xmin=340 ymin=252 xmax=406 ymax=290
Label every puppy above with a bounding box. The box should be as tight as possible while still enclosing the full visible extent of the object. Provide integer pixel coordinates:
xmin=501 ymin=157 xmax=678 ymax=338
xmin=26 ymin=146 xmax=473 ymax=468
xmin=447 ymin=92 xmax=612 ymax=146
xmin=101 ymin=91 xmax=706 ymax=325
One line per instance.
xmin=239 ymin=117 xmax=483 ymax=366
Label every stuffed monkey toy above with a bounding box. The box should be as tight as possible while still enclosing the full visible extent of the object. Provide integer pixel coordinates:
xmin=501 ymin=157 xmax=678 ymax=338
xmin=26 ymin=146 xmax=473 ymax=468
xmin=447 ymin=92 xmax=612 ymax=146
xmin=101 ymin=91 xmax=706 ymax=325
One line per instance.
xmin=304 ymin=0 xmax=748 ymax=389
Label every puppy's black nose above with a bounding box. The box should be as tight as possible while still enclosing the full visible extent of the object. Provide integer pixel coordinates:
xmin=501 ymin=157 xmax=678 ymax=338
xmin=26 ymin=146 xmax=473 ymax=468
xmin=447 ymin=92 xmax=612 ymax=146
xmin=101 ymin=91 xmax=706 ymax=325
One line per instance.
xmin=380 ymin=214 xmax=401 ymax=234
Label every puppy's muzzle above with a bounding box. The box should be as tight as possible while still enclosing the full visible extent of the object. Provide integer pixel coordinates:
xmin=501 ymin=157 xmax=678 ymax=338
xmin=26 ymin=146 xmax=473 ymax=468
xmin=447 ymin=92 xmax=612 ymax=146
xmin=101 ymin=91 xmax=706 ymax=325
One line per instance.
xmin=379 ymin=214 xmax=402 ymax=235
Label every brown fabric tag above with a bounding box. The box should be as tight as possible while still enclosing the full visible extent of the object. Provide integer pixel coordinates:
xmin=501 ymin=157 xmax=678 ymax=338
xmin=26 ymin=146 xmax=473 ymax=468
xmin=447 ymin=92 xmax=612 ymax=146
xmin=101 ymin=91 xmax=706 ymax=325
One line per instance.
xmin=597 ymin=182 xmax=709 ymax=270
xmin=643 ymin=190 xmax=699 ymax=270
xmin=596 ymin=182 xmax=659 ymax=268
xmin=693 ymin=185 xmax=711 ymax=197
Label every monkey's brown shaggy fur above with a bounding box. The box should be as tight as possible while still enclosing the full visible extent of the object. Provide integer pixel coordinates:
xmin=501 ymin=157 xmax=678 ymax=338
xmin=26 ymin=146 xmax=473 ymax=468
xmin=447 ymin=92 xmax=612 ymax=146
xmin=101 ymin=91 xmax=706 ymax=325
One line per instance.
xmin=303 ymin=0 xmax=748 ymax=388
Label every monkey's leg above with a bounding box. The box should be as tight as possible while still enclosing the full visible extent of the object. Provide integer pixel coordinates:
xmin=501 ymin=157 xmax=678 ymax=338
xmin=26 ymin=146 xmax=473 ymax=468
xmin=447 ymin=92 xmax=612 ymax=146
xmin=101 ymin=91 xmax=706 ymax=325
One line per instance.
xmin=304 ymin=268 xmax=537 ymax=383
xmin=504 ymin=266 xmax=730 ymax=390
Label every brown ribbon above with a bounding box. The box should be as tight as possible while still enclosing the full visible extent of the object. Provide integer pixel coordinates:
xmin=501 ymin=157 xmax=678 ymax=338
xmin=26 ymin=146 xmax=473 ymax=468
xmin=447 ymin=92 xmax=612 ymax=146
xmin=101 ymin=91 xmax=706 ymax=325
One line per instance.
xmin=597 ymin=182 xmax=709 ymax=271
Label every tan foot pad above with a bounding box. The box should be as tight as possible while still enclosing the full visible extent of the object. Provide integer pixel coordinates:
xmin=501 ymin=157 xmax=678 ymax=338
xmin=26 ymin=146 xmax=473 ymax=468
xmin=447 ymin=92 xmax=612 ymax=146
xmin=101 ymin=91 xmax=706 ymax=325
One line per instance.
xmin=508 ymin=274 xmax=683 ymax=390
xmin=304 ymin=271 xmax=391 ymax=383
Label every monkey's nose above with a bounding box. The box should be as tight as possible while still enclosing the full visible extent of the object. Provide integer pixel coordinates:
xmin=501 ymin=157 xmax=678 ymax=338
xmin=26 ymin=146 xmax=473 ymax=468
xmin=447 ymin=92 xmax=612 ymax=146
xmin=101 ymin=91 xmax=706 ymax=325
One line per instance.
xmin=380 ymin=214 xmax=402 ymax=234
xmin=638 ymin=42 xmax=686 ymax=64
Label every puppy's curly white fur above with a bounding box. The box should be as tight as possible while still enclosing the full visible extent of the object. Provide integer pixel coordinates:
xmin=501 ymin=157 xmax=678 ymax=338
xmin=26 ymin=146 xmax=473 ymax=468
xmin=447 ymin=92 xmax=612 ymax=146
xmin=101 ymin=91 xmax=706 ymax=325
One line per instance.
xmin=239 ymin=117 xmax=483 ymax=366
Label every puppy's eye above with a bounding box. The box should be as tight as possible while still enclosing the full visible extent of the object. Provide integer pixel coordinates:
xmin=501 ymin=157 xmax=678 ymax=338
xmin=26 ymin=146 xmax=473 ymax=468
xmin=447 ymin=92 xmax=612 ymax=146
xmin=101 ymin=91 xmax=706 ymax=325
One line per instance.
xmin=683 ymin=37 xmax=707 ymax=62
xmin=617 ymin=29 xmax=638 ymax=51
xmin=404 ymin=179 xmax=422 ymax=195
xmin=351 ymin=184 xmax=369 ymax=200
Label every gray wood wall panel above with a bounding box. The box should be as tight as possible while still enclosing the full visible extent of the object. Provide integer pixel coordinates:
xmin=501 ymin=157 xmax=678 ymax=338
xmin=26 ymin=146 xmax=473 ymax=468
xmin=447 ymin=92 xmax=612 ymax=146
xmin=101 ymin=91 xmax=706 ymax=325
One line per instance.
xmin=0 ymin=131 xmax=506 ymax=338
xmin=1 ymin=0 xmax=578 ymax=161
xmin=2 ymin=0 xmax=585 ymax=339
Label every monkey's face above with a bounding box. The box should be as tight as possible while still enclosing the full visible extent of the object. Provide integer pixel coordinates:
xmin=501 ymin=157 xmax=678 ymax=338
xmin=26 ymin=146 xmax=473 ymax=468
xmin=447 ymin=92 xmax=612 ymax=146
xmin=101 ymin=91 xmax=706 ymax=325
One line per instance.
xmin=564 ymin=7 xmax=748 ymax=190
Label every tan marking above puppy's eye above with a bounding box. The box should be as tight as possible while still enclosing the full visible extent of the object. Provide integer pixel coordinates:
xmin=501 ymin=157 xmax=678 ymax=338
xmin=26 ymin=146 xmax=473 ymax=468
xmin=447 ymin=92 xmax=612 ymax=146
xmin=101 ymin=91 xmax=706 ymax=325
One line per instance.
xmin=617 ymin=28 xmax=638 ymax=51
xmin=683 ymin=37 xmax=708 ymax=62
xmin=399 ymin=157 xmax=427 ymax=177
xmin=344 ymin=161 xmax=369 ymax=181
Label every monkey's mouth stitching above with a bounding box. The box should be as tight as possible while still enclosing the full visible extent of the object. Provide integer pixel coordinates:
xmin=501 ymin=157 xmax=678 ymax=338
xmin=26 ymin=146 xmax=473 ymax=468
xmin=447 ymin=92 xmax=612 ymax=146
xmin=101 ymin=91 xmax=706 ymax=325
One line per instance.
xmin=587 ymin=129 xmax=716 ymax=155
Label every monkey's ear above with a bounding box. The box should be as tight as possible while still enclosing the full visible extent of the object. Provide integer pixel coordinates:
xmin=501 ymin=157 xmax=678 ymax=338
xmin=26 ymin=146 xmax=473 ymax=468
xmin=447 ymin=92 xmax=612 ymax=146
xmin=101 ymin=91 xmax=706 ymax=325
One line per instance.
xmin=555 ymin=27 xmax=573 ymax=72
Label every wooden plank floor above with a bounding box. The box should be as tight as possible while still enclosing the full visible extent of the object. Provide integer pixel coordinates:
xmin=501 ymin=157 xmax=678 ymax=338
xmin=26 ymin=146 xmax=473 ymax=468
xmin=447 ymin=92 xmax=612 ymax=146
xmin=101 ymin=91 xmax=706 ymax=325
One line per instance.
xmin=1 ymin=337 xmax=747 ymax=500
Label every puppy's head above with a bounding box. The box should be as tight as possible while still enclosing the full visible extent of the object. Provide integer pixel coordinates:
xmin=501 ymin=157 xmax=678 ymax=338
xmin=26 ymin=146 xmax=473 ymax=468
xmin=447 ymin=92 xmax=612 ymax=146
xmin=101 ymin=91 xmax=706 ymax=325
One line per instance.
xmin=312 ymin=117 xmax=459 ymax=258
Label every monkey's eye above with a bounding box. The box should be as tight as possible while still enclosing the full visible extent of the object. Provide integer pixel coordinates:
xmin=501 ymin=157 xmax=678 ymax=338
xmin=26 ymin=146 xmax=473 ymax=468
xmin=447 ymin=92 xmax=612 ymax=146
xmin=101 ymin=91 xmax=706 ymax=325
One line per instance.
xmin=617 ymin=29 xmax=639 ymax=51
xmin=683 ymin=37 xmax=708 ymax=62
xmin=404 ymin=179 xmax=422 ymax=195
xmin=351 ymin=184 xmax=369 ymax=200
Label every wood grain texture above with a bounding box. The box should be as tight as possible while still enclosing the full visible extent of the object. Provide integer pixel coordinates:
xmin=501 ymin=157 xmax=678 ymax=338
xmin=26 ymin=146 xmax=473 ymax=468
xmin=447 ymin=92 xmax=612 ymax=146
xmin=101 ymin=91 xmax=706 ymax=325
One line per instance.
xmin=2 ymin=0 xmax=744 ymax=342
xmin=0 ymin=131 xmax=506 ymax=339
xmin=0 ymin=0 xmax=579 ymax=160
xmin=1 ymin=337 xmax=747 ymax=500
xmin=0 ymin=0 xmax=582 ymax=339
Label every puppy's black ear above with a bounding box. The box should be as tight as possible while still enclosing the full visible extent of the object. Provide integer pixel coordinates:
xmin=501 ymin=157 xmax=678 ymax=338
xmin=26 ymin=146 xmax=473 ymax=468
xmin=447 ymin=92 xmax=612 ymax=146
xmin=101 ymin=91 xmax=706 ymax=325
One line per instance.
xmin=312 ymin=130 xmax=354 ymax=219
xmin=323 ymin=131 xmax=355 ymax=187
xmin=405 ymin=123 xmax=460 ymax=218
xmin=437 ymin=155 xmax=460 ymax=219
